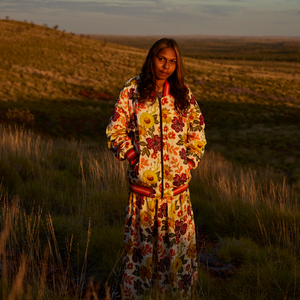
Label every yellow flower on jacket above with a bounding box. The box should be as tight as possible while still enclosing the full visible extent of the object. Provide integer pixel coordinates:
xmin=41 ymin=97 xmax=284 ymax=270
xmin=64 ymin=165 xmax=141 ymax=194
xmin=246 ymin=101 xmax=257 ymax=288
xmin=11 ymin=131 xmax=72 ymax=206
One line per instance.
xmin=190 ymin=109 xmax=199 ymax=121
xmin=140 ymin=211 xmax=152 ymax=227
xmin=168 ymin=217 xmax=175 ymax=229
xmin=161 ymin=108 xmax=172 ymax=124
xmin=195 ymin=140 xmax=207 ymax=151
xmin=146 ymin=257 xmax=152 ymax=272
xmin=164 ymin=165 xmax=173 ymax=182
xmin=140 ymin=265 xmax=151 ymax=281
xmin=124 ymin=239 xmax=133 ymax=255
xmin=143 ymin=170 xmax=158 ymax=185
xmin=172 ymin=257 xmax=182 ymax=272
xmin=180 ymin=192 xmax=187 ymax=205
xmin=147 ymin=200 xmax=156 ymax=217
xmin=182 ymin=133 xmax=187 ymax=144
xmin=138 ymin=125 xmax=147 ymax=137
xmin=169 ymin=203 xmax=176 ymax=218
xmin=140 ymin=112 xmax=154 ymax=128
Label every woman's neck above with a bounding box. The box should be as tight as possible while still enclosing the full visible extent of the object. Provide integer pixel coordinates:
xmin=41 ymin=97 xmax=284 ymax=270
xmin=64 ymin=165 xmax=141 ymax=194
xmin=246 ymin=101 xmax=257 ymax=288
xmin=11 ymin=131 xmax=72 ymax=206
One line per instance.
xmin=156 ymin=79 xmax=166 ymax=92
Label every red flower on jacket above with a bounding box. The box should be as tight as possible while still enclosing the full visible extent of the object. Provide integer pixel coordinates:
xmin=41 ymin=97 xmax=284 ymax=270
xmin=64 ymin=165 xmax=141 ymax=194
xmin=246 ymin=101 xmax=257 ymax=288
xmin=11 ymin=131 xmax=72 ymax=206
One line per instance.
xmin=168 ymin=132 xmax=175 ymax=139
xmin=190 ymin=94 xmax=196 ymax=105
xmin=200 ymin=114 xmax=205 ymax=126
xmin=179 ymin=148 xmax=187 ymax=160
xmin=128 ymin=88 xmax=135 ymax=100
xmin=158 ymin=256 xmax=170 ymax=273
xmin=112 ymin=107 xmax=120 ymax=122
xmin=158 ymin=203 xmax=167 ymax=218
xmin=146 ymin=135 xmax=161 ymax=153
xmin=175 ymin=220 xmax=187 ymax=238
xmin=136 ymin=194 xmax=145 ymax=209
xmin=171 ymin=116 xmax=184 ymax=133
xmin=178 ymin=274 xmax=192 ymax=292
xmin=173 ymin=174 xmax=187 ymax=187
xmin=132 ymin=247 xmax=143 ymax=263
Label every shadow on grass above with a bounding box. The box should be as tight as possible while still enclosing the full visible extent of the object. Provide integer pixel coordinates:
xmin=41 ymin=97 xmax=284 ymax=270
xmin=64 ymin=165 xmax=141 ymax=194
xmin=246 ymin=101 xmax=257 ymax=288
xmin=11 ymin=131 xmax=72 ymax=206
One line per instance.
xmin=1 ymin=98 xmax=300 ymax=183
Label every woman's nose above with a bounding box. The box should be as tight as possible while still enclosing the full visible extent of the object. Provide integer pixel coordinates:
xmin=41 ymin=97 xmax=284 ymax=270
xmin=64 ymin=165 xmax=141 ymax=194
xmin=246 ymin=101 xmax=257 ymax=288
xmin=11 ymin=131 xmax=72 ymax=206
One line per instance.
xmin=163 ymin=61 xmax=170 ymax=69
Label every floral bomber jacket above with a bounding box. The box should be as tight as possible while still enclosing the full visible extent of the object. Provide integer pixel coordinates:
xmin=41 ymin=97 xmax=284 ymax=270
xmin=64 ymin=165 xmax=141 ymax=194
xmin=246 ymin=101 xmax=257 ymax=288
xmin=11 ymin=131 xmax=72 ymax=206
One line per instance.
xmin=106 ymin=77 xmax=206 ymax=199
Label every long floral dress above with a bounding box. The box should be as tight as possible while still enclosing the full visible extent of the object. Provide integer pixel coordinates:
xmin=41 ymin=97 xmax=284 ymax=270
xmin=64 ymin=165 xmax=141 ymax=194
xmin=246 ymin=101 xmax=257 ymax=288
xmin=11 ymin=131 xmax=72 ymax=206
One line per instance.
xmin=106 ymin=77 xmax=206 ymax=299
xmin=123 ymin=189 xmax=197 ymax=299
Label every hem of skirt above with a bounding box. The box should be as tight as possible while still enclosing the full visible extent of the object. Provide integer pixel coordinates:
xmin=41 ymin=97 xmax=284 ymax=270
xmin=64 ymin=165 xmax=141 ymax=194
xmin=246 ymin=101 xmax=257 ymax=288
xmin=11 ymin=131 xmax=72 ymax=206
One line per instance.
xmin=129 ymin=182 xmax=188 ymax=197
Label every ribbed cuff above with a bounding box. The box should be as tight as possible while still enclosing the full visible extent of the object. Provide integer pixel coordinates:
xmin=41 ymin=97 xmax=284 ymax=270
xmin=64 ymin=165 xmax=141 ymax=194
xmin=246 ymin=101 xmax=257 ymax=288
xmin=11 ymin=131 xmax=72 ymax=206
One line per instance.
xmin=187 ymin=158 xmax=195 ymax=170
xmin=125 ymin=149 xmax=138 ymax=165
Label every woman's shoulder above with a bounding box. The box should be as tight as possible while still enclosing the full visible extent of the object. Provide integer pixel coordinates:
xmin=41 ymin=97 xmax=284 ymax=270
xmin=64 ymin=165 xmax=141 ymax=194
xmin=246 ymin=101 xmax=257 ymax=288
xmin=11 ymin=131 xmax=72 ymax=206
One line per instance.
xmin=184 ymin=83 xmax=192 ymax=92
xmin=123 ymin=76 xmax=140 ymax=89
xmin=184 ymin=83 xmax=194 ymax=100
xmin=183 ymin=83 xmax=197 ymax=107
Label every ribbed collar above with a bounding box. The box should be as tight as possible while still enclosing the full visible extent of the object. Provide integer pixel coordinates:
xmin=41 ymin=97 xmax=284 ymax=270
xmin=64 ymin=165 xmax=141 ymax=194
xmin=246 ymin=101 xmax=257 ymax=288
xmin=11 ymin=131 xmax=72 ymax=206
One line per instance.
xmin=163 ymin=80 xmax=170 ymax=97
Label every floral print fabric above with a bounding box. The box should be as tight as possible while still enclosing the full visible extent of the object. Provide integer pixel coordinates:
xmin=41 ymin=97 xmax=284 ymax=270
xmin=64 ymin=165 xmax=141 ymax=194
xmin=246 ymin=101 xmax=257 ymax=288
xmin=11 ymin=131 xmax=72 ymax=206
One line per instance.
xmin=106 ymin=77 xmax=206 ymax=199
xmin=123 ymin=189 xmax=197 ymax=299
xmin=106 ymin=76 xmax=206 ymax=299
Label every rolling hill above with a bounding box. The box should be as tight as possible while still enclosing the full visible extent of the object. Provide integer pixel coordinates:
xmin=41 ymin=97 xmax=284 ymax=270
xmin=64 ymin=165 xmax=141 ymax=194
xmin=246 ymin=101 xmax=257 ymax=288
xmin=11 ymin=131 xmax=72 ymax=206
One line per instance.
xmin=1 ymin=19 xmax=300 ymax=183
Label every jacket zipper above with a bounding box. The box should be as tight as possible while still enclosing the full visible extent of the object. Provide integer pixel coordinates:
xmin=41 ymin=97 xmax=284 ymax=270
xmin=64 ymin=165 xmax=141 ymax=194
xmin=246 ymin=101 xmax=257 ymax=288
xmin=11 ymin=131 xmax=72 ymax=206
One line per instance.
xmin=158 ymin=96 xmax=164 ymax=198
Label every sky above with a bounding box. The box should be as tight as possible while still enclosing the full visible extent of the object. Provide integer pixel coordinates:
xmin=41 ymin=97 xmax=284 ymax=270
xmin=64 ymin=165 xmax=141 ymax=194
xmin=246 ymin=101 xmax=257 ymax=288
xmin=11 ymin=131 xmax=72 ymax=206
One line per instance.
xmin=1 ymin=0 xmax=299 ymax=36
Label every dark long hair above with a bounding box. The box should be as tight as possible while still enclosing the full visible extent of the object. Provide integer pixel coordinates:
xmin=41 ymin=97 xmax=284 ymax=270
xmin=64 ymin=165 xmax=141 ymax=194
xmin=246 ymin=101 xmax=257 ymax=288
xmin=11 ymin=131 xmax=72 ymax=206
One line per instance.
xmin=138 ymin=38 xmax=190 ymax=113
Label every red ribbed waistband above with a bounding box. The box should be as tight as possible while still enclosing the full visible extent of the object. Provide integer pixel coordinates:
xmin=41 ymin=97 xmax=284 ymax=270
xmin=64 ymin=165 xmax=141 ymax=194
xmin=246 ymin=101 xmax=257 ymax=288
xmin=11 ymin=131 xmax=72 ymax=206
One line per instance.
xmin=129 ymin=182 xmax=188 ymax=197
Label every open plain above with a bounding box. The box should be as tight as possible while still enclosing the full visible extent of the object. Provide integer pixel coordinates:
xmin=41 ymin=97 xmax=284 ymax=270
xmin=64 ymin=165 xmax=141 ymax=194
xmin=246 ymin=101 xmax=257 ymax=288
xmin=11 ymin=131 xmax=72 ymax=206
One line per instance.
xmin=1 ymin=19 xmax=300 ymax=299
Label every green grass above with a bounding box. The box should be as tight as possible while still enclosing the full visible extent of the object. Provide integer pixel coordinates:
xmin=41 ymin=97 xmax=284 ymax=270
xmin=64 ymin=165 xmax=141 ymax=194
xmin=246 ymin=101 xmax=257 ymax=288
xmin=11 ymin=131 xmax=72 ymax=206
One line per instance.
xmin=210 ymin=238 xmax=300 ymax=299
xmin=0 ymin=125 xmax=129 ymax=297
xmin=1 ymin=125 xmax=300 ymax=299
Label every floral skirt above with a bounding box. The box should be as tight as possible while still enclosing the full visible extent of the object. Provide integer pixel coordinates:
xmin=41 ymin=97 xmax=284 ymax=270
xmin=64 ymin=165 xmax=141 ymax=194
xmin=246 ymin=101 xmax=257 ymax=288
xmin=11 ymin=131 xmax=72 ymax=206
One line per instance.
xmin=123 ymin=189 xmax=198 ymax=299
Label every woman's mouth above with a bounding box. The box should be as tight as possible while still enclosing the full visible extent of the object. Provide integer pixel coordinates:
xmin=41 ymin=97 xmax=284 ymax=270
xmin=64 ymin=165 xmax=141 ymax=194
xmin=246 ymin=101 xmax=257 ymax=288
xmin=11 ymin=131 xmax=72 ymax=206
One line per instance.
xmin=160 ymin=71 xmax=169 ymax=76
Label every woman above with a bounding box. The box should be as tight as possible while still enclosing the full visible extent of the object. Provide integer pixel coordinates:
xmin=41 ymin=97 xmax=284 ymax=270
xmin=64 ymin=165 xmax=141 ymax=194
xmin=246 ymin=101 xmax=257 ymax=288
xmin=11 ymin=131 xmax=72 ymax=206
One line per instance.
xmin=106 ymin=38 xmax=206 ymax=299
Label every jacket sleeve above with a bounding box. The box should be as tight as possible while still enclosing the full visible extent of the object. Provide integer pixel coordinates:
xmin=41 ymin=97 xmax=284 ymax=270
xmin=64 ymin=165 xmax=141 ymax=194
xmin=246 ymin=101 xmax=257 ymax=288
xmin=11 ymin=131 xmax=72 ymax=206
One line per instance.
xmin=185 ymin=88 xmax=207 ymax=169
xmin=106 ymin=85 xmax=138 ymax=165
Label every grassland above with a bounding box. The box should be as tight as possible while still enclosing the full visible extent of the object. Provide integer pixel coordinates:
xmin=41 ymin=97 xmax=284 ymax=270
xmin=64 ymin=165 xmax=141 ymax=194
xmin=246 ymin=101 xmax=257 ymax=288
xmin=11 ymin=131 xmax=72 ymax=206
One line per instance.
xmin=1 ymin=125 xmax=300 ymax=299
xmin=1 ymin=19 xmax=300 ymax=299
xmin=1 ymin=19 xmax=300 ymax=183
xmin=90 ymin=35 xmax=300 ymax=62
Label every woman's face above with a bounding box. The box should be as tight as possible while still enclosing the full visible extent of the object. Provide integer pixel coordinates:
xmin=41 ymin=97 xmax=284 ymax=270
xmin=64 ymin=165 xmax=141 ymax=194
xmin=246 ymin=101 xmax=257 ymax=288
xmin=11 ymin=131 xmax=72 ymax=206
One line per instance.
xmin=153 ymin=47 xmax=177 ymax=82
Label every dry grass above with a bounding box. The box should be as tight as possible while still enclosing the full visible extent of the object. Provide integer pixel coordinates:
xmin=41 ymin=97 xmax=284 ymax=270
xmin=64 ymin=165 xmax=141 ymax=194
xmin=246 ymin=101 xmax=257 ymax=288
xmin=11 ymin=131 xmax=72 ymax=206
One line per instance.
xmin=0 ymin=125 xmax=300 ymax=298
xmin=90 ymin=34 xmax=300 ymax=62
xmin=1 ymin=19 xmax=300 ymax=106
xmin=1 ymin=19 xmax=300 ymax=183
xmin=0 ymin=19 xmax=146 ymax=101
xmin=0 ymin=198 xmax=92 ymax=299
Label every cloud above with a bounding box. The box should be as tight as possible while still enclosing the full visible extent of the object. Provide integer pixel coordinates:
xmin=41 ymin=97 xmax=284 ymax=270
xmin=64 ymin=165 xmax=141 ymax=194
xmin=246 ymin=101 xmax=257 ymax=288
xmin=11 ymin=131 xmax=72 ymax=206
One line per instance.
xmin=1 ymin=0 xmax=155 ymax=15
xmin=1 ymin=0 xmax=299 ymax=35
xmin=247 ymin=8 xmax=300 ymax=14
xmin=190 ymin=0 xmax=246 ymax=1
xmin=0 ymin=0 xmax=207 ymax=19
xmin=197 ymin=4 xmax=245 ymax=16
